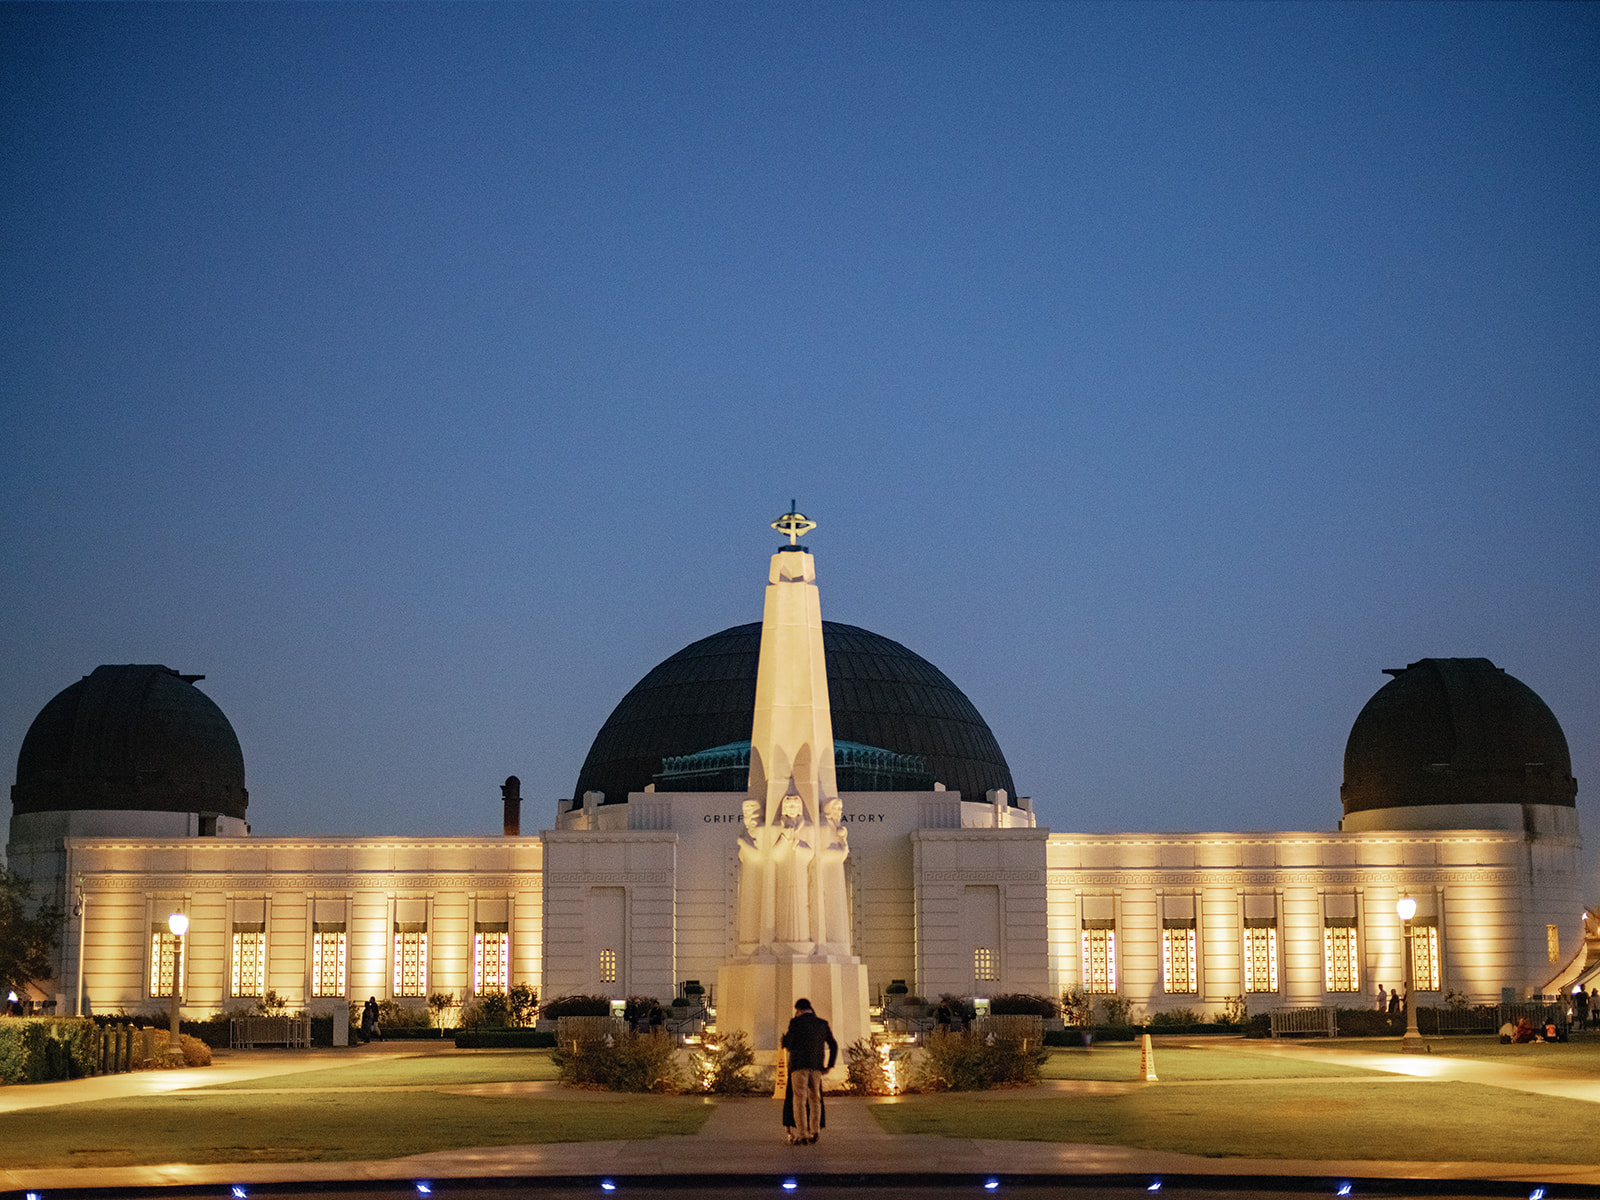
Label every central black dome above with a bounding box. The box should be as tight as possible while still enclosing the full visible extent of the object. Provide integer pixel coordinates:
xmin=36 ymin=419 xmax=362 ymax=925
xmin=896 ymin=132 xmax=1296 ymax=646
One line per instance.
xmin=572 ymin=622 xmax=1017 ymax=805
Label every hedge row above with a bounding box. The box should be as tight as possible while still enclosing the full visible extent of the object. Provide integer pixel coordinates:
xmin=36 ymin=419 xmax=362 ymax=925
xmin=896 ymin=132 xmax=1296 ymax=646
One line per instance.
xmin=0 ymin=1018 xmax=107 ymax=1084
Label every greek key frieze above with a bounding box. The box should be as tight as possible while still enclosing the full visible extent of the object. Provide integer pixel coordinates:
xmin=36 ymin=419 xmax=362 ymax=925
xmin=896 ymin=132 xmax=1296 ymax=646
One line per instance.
xmin=922 ymin=871 xmax=1042 ymax=883
xmin=1048 ymin=868 xmax=1519 ymax=888
xmin=546 ymin=872 xmax=670 ymax=885
xmin=79 ymin=874 xmax=540 ymax=892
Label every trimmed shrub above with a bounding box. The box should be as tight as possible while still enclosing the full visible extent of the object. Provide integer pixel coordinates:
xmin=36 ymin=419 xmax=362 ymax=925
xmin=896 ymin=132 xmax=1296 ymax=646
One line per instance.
xmin=909 ymin=1028 xmax=1045 ymax=1092
xmin=541 ymin=993 xmax=613 ymax=1019
xmin=1146 ymin=1008 xmax=1202 ymax=1028
xmin=554 ymin=1028 xmax=682 ymax=1092
xmin=453 ymin=1028 xmax=556 ymax=1048
xmin=990 ymin=993 xmax=1060 ymax=1017
xmin=845 ymin=1037 xmax=892 ymax=1095
xmin=691 ymin=1029 xmax=761 ymax=1093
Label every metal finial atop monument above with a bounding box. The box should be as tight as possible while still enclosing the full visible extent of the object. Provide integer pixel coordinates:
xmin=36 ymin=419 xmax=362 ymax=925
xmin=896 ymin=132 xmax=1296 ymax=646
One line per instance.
xmin=772 ymin=501 xmax=816 ymax=546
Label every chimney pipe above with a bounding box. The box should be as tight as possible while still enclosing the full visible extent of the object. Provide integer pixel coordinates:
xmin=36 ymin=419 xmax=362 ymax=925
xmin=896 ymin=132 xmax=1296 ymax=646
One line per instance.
xmin=501 ymin=775 xmax=522 ymax=837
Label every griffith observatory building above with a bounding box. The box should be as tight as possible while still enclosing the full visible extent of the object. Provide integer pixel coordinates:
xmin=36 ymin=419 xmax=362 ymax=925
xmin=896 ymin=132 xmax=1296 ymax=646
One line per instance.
xmin=6 ymin=515 xmax=1592 ymax=1037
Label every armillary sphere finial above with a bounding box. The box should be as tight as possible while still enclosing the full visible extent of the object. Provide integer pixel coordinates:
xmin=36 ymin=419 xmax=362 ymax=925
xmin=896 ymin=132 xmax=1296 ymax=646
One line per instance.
xmin=771 ymin=501 xmax=816 ymax=546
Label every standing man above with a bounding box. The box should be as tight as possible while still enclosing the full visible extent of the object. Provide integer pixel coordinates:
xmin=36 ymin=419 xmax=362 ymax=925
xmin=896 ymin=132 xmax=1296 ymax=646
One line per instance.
xmin=781 ymin=997 xmax=837 ymax=1145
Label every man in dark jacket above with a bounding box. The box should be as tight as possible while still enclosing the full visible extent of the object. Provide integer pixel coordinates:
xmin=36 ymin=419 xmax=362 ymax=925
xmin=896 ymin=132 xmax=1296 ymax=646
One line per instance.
xmin=781 ymin=997 xmax=837 ymax=1144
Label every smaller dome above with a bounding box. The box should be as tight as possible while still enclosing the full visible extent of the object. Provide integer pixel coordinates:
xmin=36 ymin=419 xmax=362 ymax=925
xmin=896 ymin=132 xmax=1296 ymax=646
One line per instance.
xmin=1341 ymin=658 xmax=1576 ymax=817
xmin=11 ymin=665 xmax=248 ymax=820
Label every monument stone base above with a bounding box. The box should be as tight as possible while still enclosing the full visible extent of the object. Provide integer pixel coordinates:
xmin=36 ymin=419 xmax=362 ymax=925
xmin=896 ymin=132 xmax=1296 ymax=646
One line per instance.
xmin=715 ymin=952 xmax=871 ymax=1067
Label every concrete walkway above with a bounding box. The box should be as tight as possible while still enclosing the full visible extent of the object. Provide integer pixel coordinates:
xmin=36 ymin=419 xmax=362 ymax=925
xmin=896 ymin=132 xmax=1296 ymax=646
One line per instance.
xmin=3 ymin=1040 xmax=1599 ymax=1193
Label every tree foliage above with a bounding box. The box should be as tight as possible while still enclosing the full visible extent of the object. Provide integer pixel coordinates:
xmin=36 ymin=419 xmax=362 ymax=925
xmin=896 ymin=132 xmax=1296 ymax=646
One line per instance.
xmin=0 ymin=870 xmax=63 ymax=999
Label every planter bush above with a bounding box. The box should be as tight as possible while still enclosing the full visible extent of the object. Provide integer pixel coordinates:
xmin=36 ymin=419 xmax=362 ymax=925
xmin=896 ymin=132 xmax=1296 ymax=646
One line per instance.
xmin=910 ymin=1028 xmax=1046 ymax=1091
xmin=553 ymin=1028 xmax=682 ymax=1092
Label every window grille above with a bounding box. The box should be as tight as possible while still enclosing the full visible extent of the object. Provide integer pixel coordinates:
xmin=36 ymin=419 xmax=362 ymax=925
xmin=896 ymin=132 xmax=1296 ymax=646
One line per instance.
xmin=1243 ymin=925 xmax=1278 ymax=992
xmin=1323 ymin=924 xmax=1359 ymax=992
xmin=393 ymin=927 xmax=428 ymax=996
xmin=600 ymin=947 xmax=617 ymax=984
xmin=150 ymin=927 xmax=185 ymax=998
xmin=1409 ymin=924 xmax=1440 ymax=991
xmin=1081 ymin=927 xmax=1116 ymax=993
xmin=312 ymin=928 xmax=347 ymax=997
xmin=231 ymin=928 xmax=266 ymax=997
xmin=1162 ymin=927 xmax=1197 ymax=993
xmin=974 ymin=947 xmax=998 ymax=982
xmin=475 ymin=931 xmax=510 ymax=993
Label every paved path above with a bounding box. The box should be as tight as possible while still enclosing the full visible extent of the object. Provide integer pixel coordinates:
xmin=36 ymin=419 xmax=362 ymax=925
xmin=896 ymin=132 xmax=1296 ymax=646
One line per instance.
xmin=4 ymin=1040 xmax=1599 ymax=1194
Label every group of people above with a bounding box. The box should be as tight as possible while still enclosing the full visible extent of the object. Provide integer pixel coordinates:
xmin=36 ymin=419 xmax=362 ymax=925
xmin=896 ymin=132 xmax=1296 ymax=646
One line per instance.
xmin=780 ymin=997 xmax=838 ymax=1146
xmin=1375 ymin=985 xmax=1405 ymax=1013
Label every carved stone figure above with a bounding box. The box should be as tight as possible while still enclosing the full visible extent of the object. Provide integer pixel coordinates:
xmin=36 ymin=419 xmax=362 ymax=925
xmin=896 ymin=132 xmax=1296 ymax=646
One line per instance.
xmin=736 ymin=798 xmax=775 ymax=950
xmin=772 ymin=786 xmax=814 ymax=947
xmin=814 ymin=796 xmax=851 ymax=952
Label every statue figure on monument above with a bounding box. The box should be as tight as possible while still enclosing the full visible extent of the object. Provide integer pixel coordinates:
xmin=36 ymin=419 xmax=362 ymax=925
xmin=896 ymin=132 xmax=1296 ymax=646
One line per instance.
xmin=736 ymin=797 xmax=775 ymax=951
xmin=814 ymin=796 xmax=852 ymax=953
xmin=772 ymin=783 xmax=814 ymax=948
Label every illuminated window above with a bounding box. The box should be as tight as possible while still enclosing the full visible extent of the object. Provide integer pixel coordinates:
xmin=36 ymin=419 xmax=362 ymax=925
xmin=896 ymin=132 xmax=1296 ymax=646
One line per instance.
xmin=1243 ymin=924 xmax=1278 ymax=992
xmin=1548 ymin=924 xmax=1560 ymax=964
xmin=150 ymin=926 xmax=186 ymax=998
xmin=1162 ymin=926 xmax=1197 ymax=993
xmin=600 ymin=948 xmax=617 ymax=984
xmin=974 ymin=947 xmax=998 ymax=981
xmin=393 ymin=925 xmax=428 ymax=997
xmin=231 ymin=925 xmax=266 ymax=997
xmin=1324 ymin=922 xmax=1359 ymax=992
xmin=475 ymin=928 xmax=509 ymax=993
xmin=1081 ymin=926 xmax=1116 ymax=993
xmin=1409 ymin=924 xmax=1440 ymax=991
xmin=312 ymin=926 xmax=347 ymax=997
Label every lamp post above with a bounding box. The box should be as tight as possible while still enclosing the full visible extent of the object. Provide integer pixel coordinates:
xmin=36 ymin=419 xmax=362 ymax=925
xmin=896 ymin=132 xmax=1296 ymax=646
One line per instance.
xmin=1396 ymin=896 xmax=1424 ymax=1052
xmin=167 ymin=912 xmax=188 ymax=1050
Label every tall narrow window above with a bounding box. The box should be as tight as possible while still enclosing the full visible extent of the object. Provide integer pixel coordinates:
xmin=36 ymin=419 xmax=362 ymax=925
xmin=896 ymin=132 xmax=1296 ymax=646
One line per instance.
xmin=394 ymin=924 xmax=428 ymax=996
xmin=1082 ymin=926 xmax=1116 ymax=993
xmin=1243 ymin=924 xmax=1279 ymax=992
xmin=599 ymin=948 xmax=617 ymax=984
xmin=974 ymin=947 xmax=998 ymax=982
xmin=231 ymin=924 xmax=267 ymax=997
xmin=150 ymin=926 xmax=186 ymax=998
xmin=1324 ymin=922 xmax=1359 ymax=992
xmin=1547 ymin=924 xmax=1560 ymax=965
xmin=1162 ymin=925 xmax=1197 ymax=993
xmin=475 ymin=926 xmax=509 ymax=993
xmin=312 ymin=925 xmax=347 ymax=997
xmin=1409 ymin=924 xmax=1440 ymax=991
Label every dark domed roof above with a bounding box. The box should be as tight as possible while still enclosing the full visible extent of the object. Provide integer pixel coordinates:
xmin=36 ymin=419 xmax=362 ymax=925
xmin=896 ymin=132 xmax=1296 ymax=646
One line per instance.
xmin=572 ymin=622 xmax=1017 ymax=804
xmin=11 ymin=665 xmax=248 ymax=819
xmin=1341 ymin=658 xmax=1576 ymax=817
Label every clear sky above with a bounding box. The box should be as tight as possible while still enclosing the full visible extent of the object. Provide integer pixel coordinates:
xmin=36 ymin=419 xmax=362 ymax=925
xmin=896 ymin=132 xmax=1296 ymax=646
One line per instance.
xmin=3 ymin=4 xmax=1597 ymax=869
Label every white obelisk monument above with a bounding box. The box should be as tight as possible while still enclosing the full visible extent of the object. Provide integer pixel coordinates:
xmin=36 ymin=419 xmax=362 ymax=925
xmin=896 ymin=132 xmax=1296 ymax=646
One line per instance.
xmin=715 ymin=507 xmax=871 ymax=1060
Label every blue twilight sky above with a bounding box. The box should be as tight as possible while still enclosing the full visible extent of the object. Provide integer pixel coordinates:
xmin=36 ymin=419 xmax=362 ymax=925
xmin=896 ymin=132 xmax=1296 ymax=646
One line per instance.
xmin=3 ymin=4 xmax=1597 ymax=869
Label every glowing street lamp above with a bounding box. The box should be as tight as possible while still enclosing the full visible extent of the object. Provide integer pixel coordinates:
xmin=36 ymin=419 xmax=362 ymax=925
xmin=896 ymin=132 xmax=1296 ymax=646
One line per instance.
xmin=1395 ymin=896 xmax=1423 ymax=1052
xmin=167 ymin=912 xmax=189 ymax=1049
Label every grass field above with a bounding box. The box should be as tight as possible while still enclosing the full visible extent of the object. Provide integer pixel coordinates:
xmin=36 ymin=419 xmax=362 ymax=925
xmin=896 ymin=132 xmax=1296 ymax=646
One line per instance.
xmin=871 ymin=1078 xmax=1600 ymax=1163
xmin=0 ymin=1051 xmax=709 ymax=1170
xmin=1042 ymin=1043 xmax=1381 ymax=1081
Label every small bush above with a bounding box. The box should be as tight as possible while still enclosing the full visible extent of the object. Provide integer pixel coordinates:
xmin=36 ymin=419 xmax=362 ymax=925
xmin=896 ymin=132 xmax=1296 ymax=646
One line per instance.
xmin=1216 ymin=994 xmax=1249 ymax=1025
xmin=691 ymin=1029 xmax=760 ymax=1093
xmin=990 ymin=993 xmax=1059 ymax=1017
xmin=1098 ymin=994 xmax=1133 ymax=1027
xmin=1060 ymin=986 xmax=1093 ymax=1027
xmin=255 ymin=990 xmax=289 ymax=1017
xmin=541 ymin=993 xmax=613 ymax=1019
xmin=507 ymin=982 xmax=539 ymax=1027
xmin=376 ymin=998 xmax=432 ymax=1030
xmin=554 ymin=1028 xmax=683 ymax=1092
xmin=845 ymin=1037 xmax=892 ymax=1095
xmin=476 ymin=991 xmax=513 ymax=1029
xmin=1147 ymin=1008 xmax=1201 ymax=1028
xmin=909 ymin=1028 xmax=1045 ymax=1092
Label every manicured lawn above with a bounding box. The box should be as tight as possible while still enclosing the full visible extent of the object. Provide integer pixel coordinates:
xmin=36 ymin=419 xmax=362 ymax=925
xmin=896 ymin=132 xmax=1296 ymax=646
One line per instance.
xmin=0 ymin=1089 xmax=713 ymax=1169
xmin=1043 ymin=1043 xmax=1379 ymax=1081
xmin=209 ymin=1049 xmax=562 ymax=1090
xmin=1302 ymin=1035 xmax=1600 ymax=1075
xmin=871 ymin=1079 xmax=1599 ymax=1164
